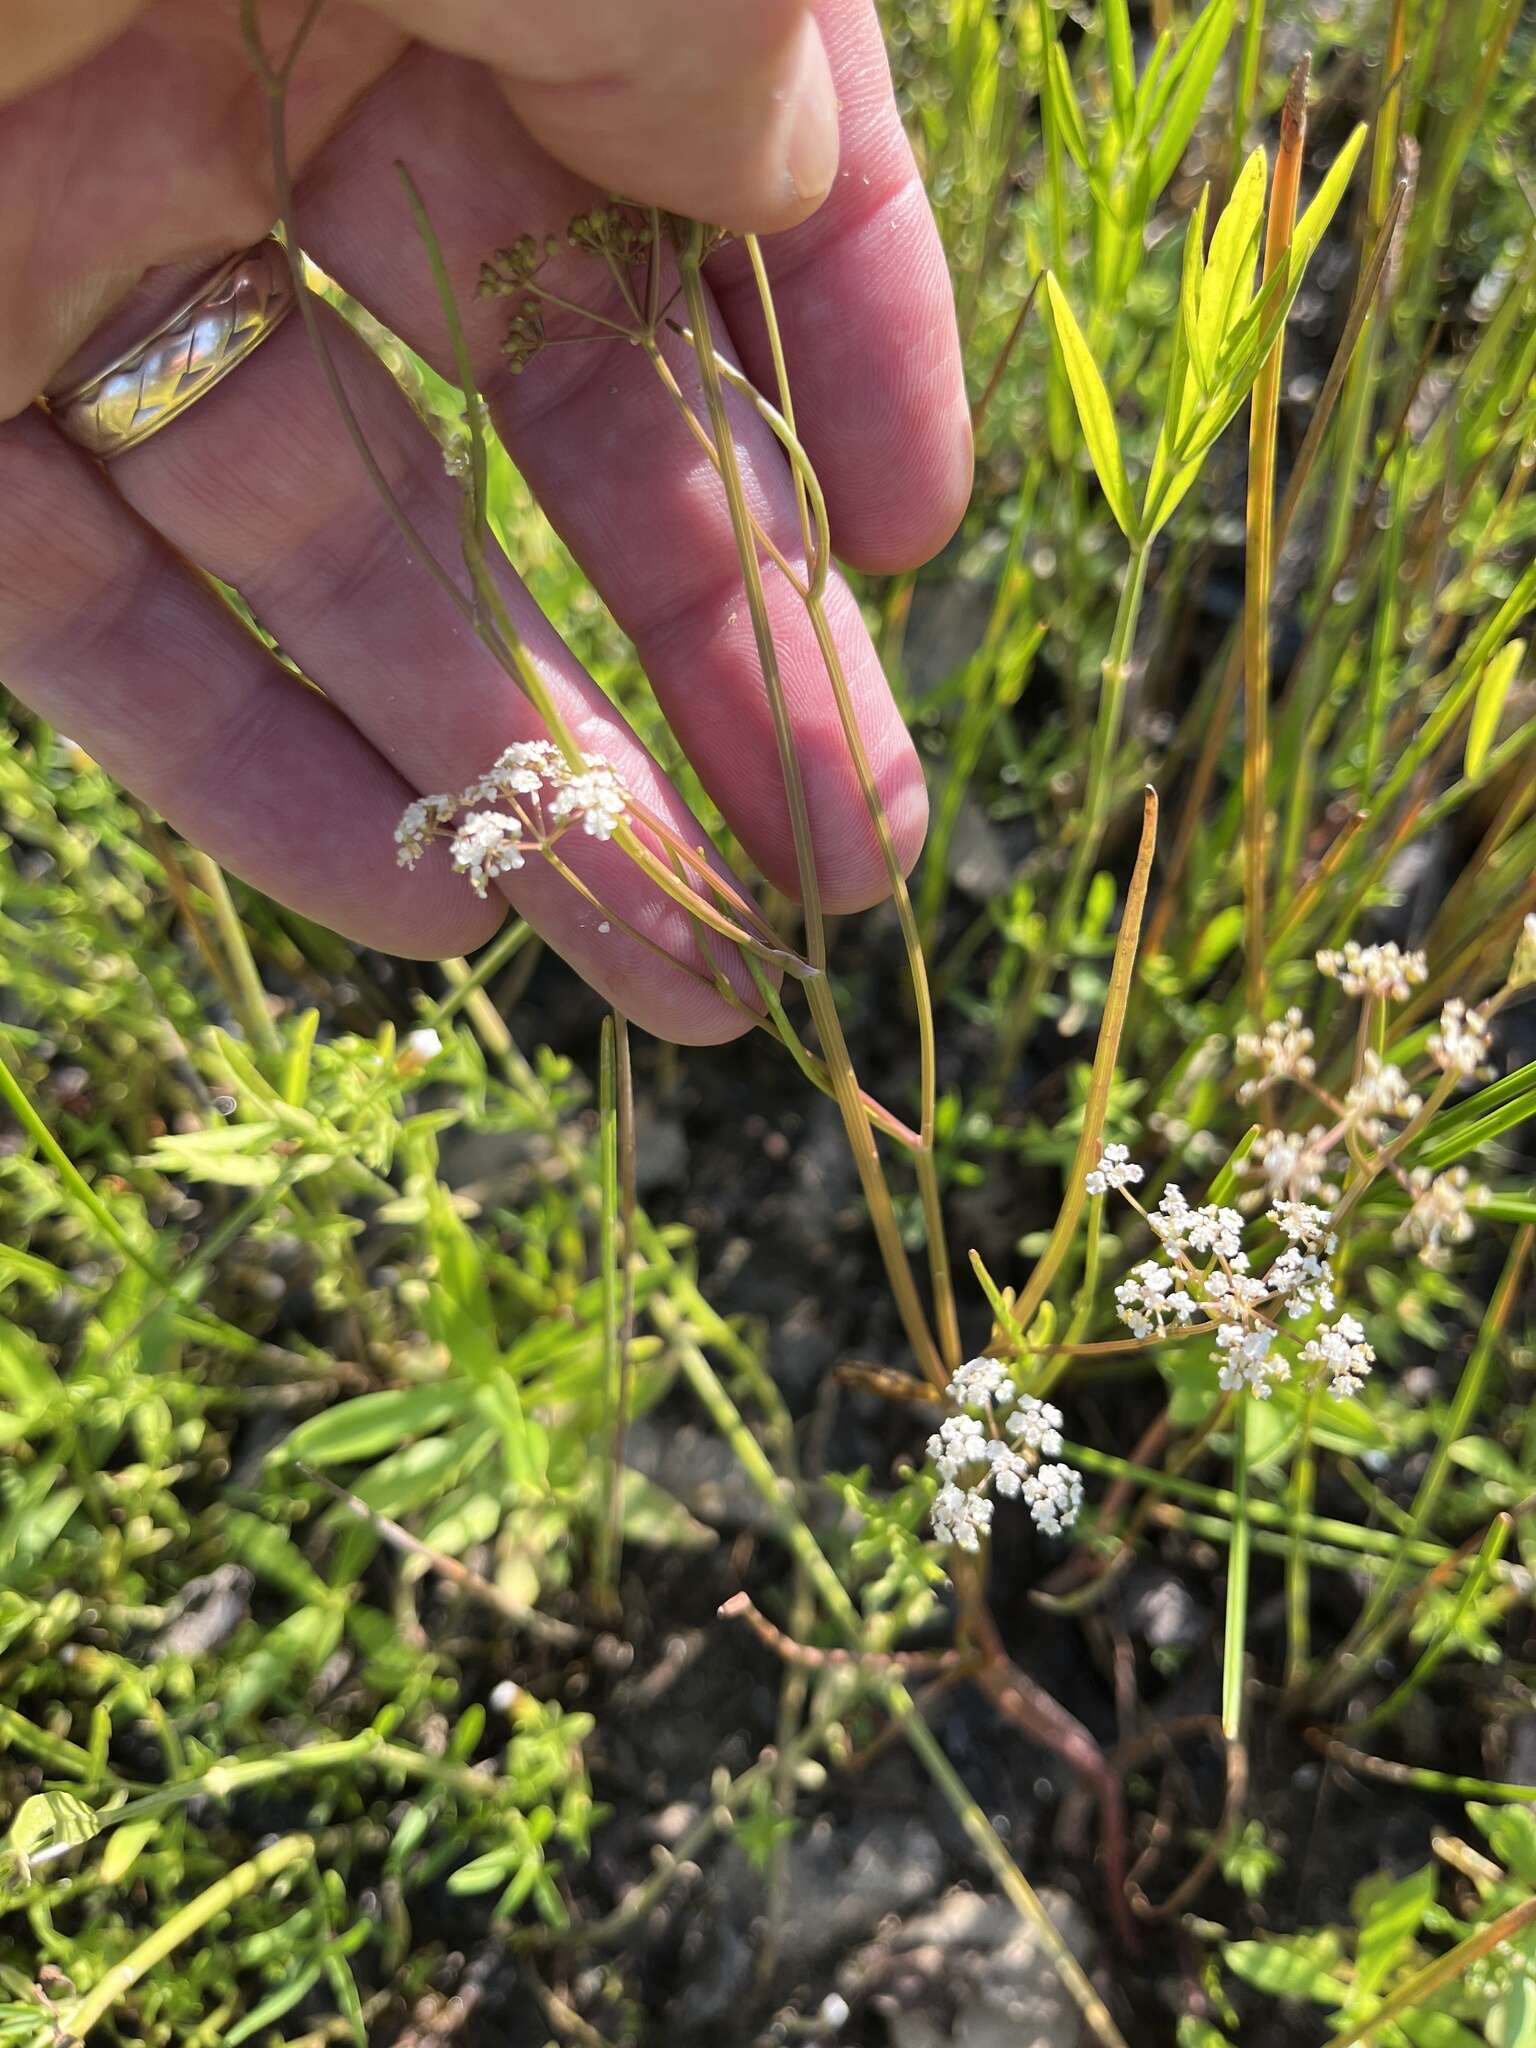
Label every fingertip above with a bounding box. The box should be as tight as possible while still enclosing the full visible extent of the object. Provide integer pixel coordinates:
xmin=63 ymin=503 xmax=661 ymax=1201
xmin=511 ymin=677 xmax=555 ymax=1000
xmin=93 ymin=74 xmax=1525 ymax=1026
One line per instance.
xmin=817 ymin=734 xmax=929 ymax=915
xmin=832 ymin=392 xmax=974 ymax=575
xmin=493 ymin=4 xmax=841 ymax=238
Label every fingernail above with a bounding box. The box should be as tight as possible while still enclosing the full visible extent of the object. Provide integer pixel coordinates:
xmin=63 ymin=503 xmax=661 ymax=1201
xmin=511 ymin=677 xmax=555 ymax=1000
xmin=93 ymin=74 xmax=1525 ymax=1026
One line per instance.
xmin=784 ymin=18 xmax=840 ymax=211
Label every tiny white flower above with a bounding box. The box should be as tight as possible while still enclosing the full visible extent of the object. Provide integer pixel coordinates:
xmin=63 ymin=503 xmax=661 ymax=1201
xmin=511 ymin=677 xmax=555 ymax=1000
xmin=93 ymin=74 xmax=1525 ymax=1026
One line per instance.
xmin=1022 ymin=1462 xmax=1084 ymax=1536
xmin=1344 ymin=1053 xmax=1423 ymax=1144
xmin=1004 ymin=1394 xmax=1065 ymax=1457
xmin=1236 ymin=1008 xmax=1316 ymax=1100
xmin=1301 ymin=1314 xmax=1375 ymax=1398
xmin=932 ymin=1482 xmax=994 ymax=1552
xmin=1396 ymin=1165 xmax=1484 ymax=1265
xmin=1267 ymin=1200 xmax=1337 ymax=1253
xmin=948 ymin=1356 xmax=1016 ymax=1412
xmin=546 ymin=754 xmax=629 ymax=840
xmin=1149 ymin=1184 xmax=1195 ymax=1250
xmin=1215 ymin=1320 xmax=1288 ymax=1397
xmin=1266 ymin=1245 xmax=1336 ymax=1320
xmin=488 ymin=738 xmax=564 ymax=796
xmin=1185 ymin=1201 xmax=1247 ymax=1263
xmin=1429 ymin=998 xmax=1492 ymax=1080
xmin=1114 ymin=1259 xmax=1199 ymax=1339
xmin=986 ymin=1440 xmax=1031 ymax=1498
xmin=1086 ymin=1143 xmax=1144 ymax=1196
xmin=1245 ymin=1126 xmax=1340 ymax=1203
xmin=926 ymin=1413 xmax=989 ymax=1482
xmin=450 ymin=811 xmax=526 ymax=894
xmin=1316 ymin=940 xmax=1429 ymax=1002
xmin=404 ymin=1027 xmax=442 ymax=1063
xmin=1204 ymin=1268 xmax=1269 ymax=1323
xmin=395 ymin=793 xmax=457 ymax=868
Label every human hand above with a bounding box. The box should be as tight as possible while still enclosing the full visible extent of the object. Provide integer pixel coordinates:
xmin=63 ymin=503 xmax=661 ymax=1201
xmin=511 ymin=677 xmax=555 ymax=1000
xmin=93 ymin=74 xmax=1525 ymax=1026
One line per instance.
xmin=0 ymin=0 xmax=970 ymax=1041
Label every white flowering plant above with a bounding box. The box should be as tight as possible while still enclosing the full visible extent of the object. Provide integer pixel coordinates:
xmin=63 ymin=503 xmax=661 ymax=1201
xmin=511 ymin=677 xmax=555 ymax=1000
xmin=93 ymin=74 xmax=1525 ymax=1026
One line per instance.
xmin=4 ymin=8 xmax=1535 ymax=2048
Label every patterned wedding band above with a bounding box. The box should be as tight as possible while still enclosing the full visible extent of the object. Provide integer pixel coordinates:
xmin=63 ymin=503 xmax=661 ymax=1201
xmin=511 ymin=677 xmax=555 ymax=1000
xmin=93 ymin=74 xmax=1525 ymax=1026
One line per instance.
xmin=45 ymin=237 xmax=297 ymax=460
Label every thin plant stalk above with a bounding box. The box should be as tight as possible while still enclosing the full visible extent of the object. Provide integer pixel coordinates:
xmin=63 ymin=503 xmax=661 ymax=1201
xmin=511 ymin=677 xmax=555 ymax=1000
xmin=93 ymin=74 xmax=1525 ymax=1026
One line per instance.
xmin=188 ymin=853 xmax=279 ymax=1058
xmin=1221 ymin=1396 xmax=1253 ymax=1745
xmin=1316 ymin=1224 xmax=1533 ymax=1707
xmin=1350 ymin=1512 xmax=1511 ymax=1739
xmin=62 ymin=1834 xmax=316 ymax=2040
xmin=674 ymin=229 xmax=945 ymax=1385
xmin=1319 ymin=1889 xmax=1536 ymax=2048
xmin=737 ymin=239 xmax=962 ymax=1375
xmin=594 ymin=1016 xmax=622 ymax=1612
xmin=429 ymin=920 xmax=536 ymax=1028
xmin=1019 ymin=787 xmax=1158 ymax=1351
xmin=1242 ymin=58 xmax=1307 ymax=1019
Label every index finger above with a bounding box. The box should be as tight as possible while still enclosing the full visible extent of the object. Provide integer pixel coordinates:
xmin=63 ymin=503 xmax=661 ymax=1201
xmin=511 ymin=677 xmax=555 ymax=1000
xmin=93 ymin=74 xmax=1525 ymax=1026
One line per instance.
xmin=364 ymin=0 xmax=842 ymax=233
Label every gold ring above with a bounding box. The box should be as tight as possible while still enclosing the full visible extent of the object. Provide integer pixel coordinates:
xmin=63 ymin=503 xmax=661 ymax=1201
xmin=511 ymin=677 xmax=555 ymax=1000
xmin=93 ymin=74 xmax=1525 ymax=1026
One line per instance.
xmin=46 ymin=237 xmax=297 ymax=460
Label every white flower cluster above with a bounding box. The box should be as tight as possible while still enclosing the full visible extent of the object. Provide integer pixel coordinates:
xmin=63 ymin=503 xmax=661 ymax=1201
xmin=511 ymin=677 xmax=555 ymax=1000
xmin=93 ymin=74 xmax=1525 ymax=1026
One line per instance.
xmin=1429 ymin=998 xmax=1492 ymax=1080
xmin=1091 ymin=1154 xmax=1373 ymax=1402
xmin=1235 ymin=1008 xmax=1316 ymax=1101
xmin=1316 ymin=941 xmax=1428 ymax=1002
xmin=1085 ymin=1143 xmax=1143 ymax=1195
xmin=1396 ymin=1165 xmax=1485 ymax=1265
xmin=1245 ymin=1125 xmax=1340 ymax=1204
xmin=925 ymin=1361 xmax=1083 ymax=1551
xmin=395 ymin=740 xmax=630 ymax=895
xmin=1343 ymin=1053 xmax=1423 ymax=1145
xmin=1301 ymin=1315 xmax=1375 ymax=1399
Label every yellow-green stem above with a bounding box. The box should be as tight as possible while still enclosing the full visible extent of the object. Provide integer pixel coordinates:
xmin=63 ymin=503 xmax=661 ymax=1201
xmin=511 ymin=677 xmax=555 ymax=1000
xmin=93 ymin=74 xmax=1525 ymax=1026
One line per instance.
xmin=1243 ymin=61 xmax=1307 ymax=1019
xmin=64 ymin=1834 xmax=315 ymax=2039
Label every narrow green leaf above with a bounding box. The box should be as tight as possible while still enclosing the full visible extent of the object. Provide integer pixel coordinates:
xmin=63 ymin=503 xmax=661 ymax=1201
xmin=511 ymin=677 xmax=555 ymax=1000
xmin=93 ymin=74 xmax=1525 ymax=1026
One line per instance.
xmin=8 ymin=1791 xmax=98 ymax=1870
xmin=1102 ymin=0 xmax=1136 ymax=139
xmin=1149 ymin=0 xmax=1239 ymax=194
xmin=1288 ymin=123 xmax=1369 ymax=278
xmin=282 ymin=1385 xmax=477 ymax=1469
xmin=1048 ymin=42 xmax=1090 ymax=171
xmin=1198 ymin=145 xmax=1266 ymax=370
xmin=99 ymin=1818 xmax=159 ymax=1886
xmin=1223 ymin=1939 xmax=1349 ymax=2004
xmin=1354 ymin=1863 xmax=1436 ymax=1996
xmin=224 ymin=1960 xmax=325 ymax=2047
xmin=1465 ymin=637 xmax=1525 ymax=779
xmin=1181 ymin=185 xmax=1212 ymax=393
xmin=1043 ymin=273 xmax=1137 ymax=538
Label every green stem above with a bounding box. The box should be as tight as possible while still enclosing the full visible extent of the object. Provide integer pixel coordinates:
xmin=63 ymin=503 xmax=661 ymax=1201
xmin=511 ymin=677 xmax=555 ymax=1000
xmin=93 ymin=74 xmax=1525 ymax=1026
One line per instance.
xmin=1351 ymin=1513 xmax=1511 ymax=1738
xmin=594 ymin=1016 xmax=622 ymax=1610
xmin=429 ymin=921 xmax=535 ymax=1027
xmin=1221 ymin=1395 xmax=1252 ymax=1743
xmin=1320 ymin=1889 xmax=1536 ymax=2048
xmin=1318 ymin=1225 xmax=1532 ymax=1705
xmin=63 ymin=1834 xmax=315 ymax=2039
xmin=188 ymin=854 xmax=279 ymax=1058
xmin=1001 ymin=542 xmax=1150 ymax=1062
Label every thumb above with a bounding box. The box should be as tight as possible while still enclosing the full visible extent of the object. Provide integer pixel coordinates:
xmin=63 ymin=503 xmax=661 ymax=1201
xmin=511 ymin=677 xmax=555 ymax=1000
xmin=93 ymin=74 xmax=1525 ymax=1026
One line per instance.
xmin=361 ymin=0 xmax=841 ymax=233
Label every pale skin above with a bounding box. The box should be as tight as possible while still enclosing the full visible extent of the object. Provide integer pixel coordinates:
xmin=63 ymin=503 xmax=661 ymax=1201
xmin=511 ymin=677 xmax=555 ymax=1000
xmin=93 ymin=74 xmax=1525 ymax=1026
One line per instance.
xmin=0 ymin=0 xmax=971 ymax=1042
